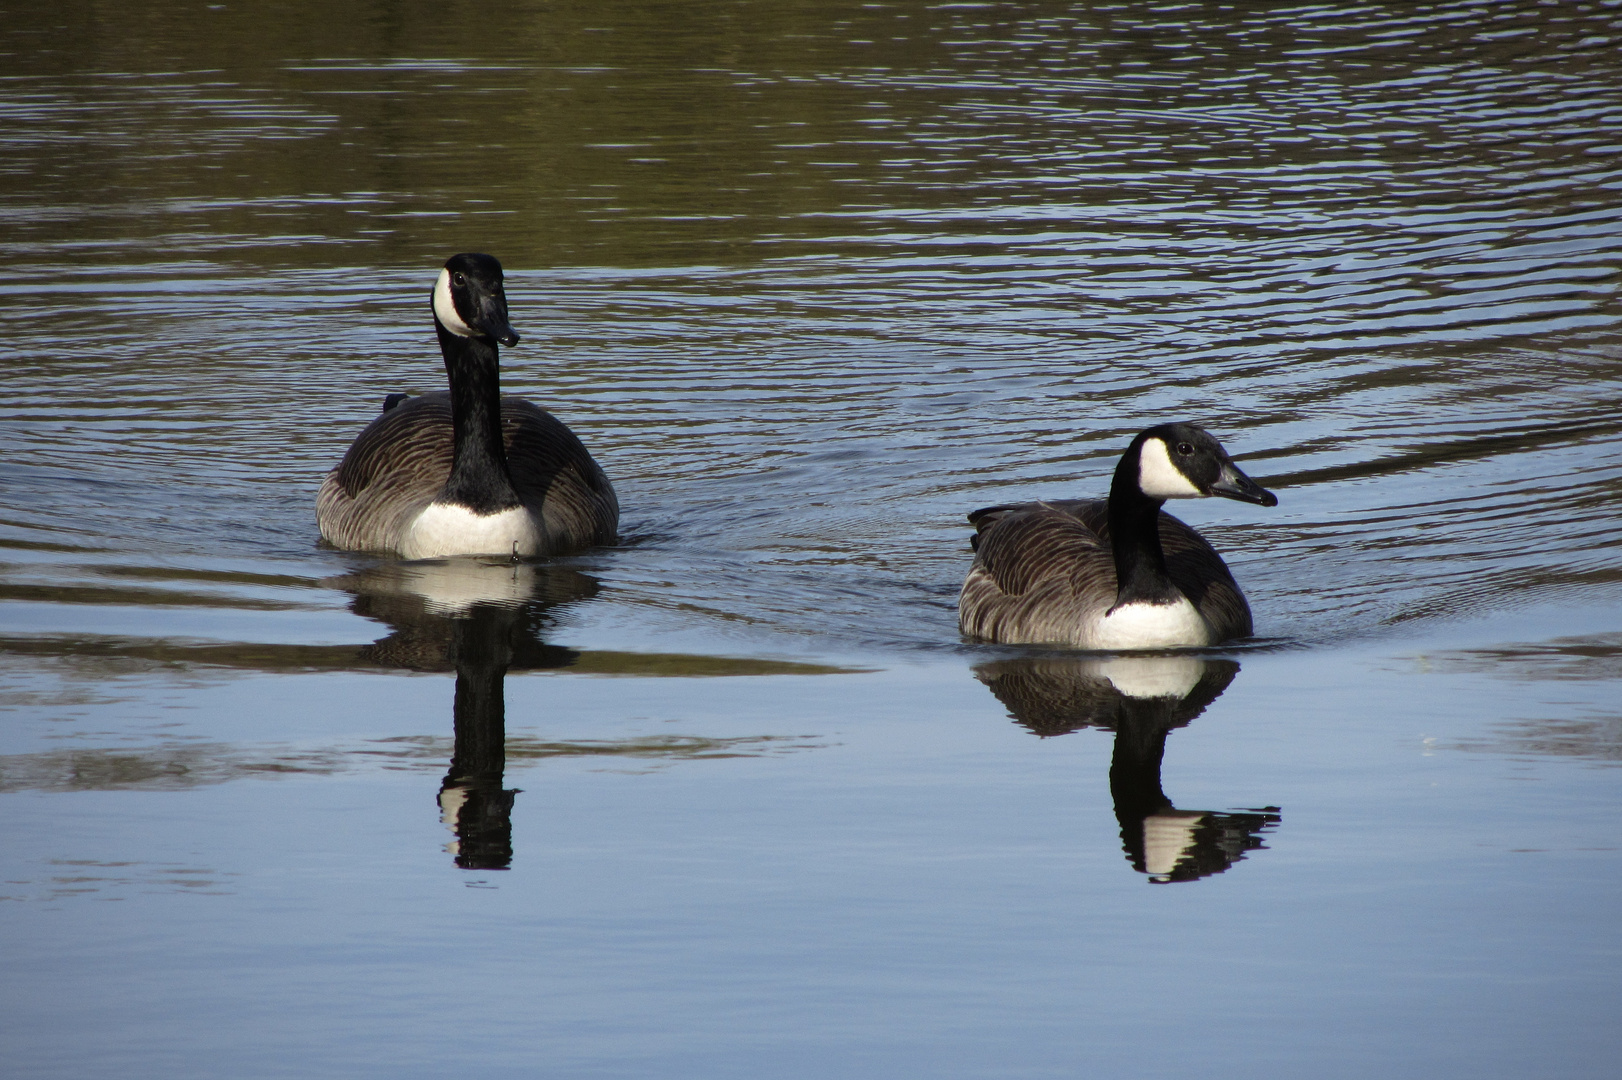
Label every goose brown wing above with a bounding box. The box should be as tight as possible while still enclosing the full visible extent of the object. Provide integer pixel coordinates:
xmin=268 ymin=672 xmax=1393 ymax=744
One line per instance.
xmin=317 ymin=394 xmax=455 ymax=552
xmin=501 ymin=398 xmax=619 ymax=549
xmin=969 ymin=502 xmax=1110 ymax=598
xmin=960 ymin=502 xmax=1120 ymax=644
xmin=328 ymin=393 xmax=453 ymax=497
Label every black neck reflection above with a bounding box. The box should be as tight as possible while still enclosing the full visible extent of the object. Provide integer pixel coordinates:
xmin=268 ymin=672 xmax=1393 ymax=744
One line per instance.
xmin=335 ymin=560 xmax=597 ymax=870
xmin=975 ymin=655 xmax=1280 ymax=884
xmin=438 ymin=610 xmax=518 ymax=870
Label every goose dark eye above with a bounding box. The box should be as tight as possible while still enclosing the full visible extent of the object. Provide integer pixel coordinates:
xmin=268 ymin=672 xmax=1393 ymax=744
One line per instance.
xmin=1176 ymin=442 xmax=1194 ymax=456
xmin=452 ymin=272 xmax=466 ymax=286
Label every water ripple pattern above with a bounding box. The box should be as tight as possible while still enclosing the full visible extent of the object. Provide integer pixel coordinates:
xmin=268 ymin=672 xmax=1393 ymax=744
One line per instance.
xmin=1 ymin=0 xmax=1620 ymax=657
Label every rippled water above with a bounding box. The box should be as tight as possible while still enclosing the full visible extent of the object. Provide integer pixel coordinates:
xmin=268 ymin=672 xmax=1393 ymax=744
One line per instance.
xmin=4 ymin=2 xmax=1622 ymax=1077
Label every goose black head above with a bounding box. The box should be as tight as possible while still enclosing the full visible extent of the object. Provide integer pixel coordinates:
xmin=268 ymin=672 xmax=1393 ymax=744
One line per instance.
xmin=1125 ymin=423 xmax=1278 ymax=507
xmin=431 ymin=252 xmax=520 ymax=347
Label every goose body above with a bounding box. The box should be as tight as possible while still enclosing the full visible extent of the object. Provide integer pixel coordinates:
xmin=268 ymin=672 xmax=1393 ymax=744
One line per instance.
xmin=958 ymin=424 xmax=1276 ymax=650
xmin=317 ymin=254 xmax=618 ymax=559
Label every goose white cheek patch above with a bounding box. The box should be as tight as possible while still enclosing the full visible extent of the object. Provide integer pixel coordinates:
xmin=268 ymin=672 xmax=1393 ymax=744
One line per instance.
xmin=433 ymin=269 xmax=476 ymax=337
xmin=1137 ymin=437 xmax=1203 ymax=499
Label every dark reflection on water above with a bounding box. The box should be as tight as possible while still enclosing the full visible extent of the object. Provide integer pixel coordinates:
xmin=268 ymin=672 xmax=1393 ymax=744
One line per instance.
xmin=0 ymin=719 xmax=822 ymax=795
xmin=7 ymin=0 xmax=1622 ymax=271
xmin=0 ymin=557 xmax=836 ymax=832
xmin=0 ymin=631 xmax=853 ymax=677
xmin=337 ymin=560 xmax=591 ymax=870
xmin=335 ymin=560 xmax=843 ymax=866
xmin=978 ymin=655 xmax=1279 ymax=883
xmin=1423 ymin=633 xmax=1622 ymax=763
xmin=340 ymin=561 xmax=592 ymax=674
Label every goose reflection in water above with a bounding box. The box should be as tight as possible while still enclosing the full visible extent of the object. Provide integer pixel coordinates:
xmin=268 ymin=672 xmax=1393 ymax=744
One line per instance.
xmin=329 ymin=559 xmax=598 ymax=870
xmin=975 ymin=655 xmax=1280 ymax=883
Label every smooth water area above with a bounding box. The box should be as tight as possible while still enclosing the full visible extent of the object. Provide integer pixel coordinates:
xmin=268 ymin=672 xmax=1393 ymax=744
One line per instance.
xmin=3 ymin=2 xmax=1621 ymax=1076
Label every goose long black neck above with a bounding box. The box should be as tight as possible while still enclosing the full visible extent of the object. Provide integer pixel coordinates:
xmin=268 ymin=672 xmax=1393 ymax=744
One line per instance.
xmin=436 ymin=322 xmax=520 ymax=513
xmin=1107 ymin=453 xmax=1182 ymax=606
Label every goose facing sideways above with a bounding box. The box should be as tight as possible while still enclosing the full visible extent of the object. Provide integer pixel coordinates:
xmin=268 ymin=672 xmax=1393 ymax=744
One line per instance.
xmin=317 ymin=253 xmax=618 ymax=560
xmin=958 ymin=423 xmax=1277 ymax=650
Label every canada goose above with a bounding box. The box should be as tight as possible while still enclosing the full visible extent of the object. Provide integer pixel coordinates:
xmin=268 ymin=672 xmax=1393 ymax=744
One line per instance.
xmin=317 ymin=253 xmax=618 ymax=559
xmin=958 ymin=423 xmax=1277 ymax=649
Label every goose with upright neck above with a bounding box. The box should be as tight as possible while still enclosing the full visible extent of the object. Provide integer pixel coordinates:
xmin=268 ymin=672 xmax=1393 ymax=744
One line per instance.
xmin=317 ymin=253 xmax=618 ymax=559
xmin=958 ymin=423 xmax=1277 ymax=650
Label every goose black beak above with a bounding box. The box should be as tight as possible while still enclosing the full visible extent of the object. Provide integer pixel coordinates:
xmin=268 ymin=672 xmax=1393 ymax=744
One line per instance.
xmin=1209 ymin=463 xmax=1278 ymax=507
xmin=472 ymin=308 xmax=520 ymax=347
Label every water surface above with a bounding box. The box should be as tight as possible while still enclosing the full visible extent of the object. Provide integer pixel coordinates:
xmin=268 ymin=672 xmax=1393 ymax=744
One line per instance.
xmin=3 ymin=2 xmax=1621 ymax=1077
